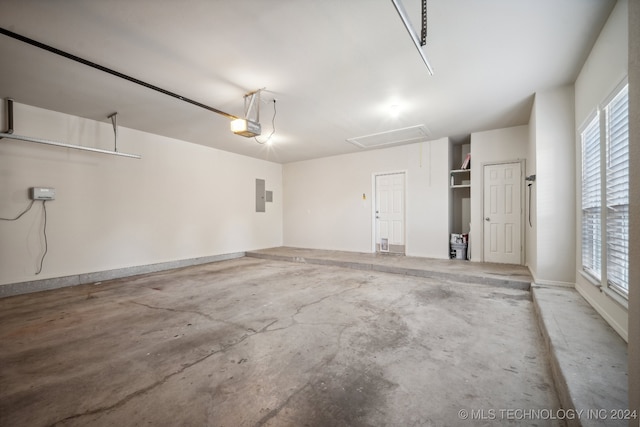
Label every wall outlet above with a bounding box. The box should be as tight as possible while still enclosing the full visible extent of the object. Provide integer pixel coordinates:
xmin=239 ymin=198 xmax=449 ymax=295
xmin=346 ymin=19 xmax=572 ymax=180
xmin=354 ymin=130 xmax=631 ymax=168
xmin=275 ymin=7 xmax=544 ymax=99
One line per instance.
xmin=30 ymin=187 xmax=56 ymax=200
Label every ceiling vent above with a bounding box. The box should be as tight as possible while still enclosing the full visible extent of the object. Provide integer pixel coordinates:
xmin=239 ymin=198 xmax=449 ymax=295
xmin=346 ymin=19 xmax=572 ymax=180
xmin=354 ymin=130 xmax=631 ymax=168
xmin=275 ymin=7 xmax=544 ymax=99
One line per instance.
xmin=346 ymin=124 xmax=430 ymax=149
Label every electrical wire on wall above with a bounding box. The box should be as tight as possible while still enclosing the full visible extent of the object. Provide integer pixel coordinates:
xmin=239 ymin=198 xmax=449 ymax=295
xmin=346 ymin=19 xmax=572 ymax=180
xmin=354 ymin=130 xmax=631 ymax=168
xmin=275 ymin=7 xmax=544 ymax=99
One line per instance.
xmin=0 ymin=199 xmax=49 ymax=274
xmin=528 ymin=183 xmax=533 ymax=227
xmin=254 ymin=100 xmax=277 ymax=145
xmin=0 ymin=199 xmax=35 ymax=221
xmin=38 ymin=201 xmax=48 ymax=274
xmin=526 ymin=174 xmax=536 ymax=228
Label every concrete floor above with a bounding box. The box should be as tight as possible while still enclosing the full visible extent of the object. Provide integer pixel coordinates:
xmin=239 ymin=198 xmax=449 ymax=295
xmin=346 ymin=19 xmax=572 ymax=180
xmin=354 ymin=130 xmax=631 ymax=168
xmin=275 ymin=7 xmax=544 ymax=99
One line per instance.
xmin=0 ymin=256 xmax=562 ymax=426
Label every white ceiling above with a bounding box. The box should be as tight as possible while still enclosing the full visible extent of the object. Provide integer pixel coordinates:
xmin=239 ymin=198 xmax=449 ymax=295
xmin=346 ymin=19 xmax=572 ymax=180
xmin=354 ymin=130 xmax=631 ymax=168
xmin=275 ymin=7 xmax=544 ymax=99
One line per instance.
xmin=0 ymin=0 xmax=615 ymax=163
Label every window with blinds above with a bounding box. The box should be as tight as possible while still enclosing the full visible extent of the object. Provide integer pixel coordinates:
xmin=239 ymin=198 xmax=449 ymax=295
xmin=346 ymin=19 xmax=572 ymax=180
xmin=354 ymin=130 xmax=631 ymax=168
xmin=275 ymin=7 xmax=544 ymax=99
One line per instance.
xmin=605 ymin=85 xmax=629 ymax=296
xmin=581 ymin=114 xmax=601 ymax=280
xmin=579 ymin=81 xmax=629 ymax=299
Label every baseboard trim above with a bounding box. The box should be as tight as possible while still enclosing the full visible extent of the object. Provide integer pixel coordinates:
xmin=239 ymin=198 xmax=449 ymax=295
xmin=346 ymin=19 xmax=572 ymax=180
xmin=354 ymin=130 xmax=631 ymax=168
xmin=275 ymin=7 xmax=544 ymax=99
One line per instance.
xmin=0 ymin=252 xmax=245 ymax=298
xmin=530 ymin=271 xmax=575 ymax=288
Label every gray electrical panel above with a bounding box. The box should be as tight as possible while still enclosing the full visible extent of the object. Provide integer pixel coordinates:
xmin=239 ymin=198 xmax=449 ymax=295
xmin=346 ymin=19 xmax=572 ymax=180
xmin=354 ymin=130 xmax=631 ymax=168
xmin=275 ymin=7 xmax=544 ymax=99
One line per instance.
xmin=256 ymin=179 xmax=265 ymax=213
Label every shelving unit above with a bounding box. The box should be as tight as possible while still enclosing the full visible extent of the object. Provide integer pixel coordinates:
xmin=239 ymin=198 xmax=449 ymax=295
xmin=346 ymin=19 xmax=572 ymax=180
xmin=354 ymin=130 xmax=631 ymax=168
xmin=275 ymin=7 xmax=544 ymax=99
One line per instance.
xmin=450 ymin=169 xmax=471 ymax=188
xmin=449 ymin=140 xmax=471 ymax=260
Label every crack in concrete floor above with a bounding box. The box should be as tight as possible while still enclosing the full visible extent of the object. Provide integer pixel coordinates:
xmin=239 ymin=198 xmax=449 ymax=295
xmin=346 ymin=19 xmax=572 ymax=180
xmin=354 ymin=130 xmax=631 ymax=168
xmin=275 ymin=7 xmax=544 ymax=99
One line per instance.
xmin=129 ymin=300 xmax=248 ymax=330
xmin=48 ymin=281 xmax=365 ymax=426
xmin=252 ymin=325 xmax=351 ymax=427
xmin=48 ymin=317 xmax=281 ymax=426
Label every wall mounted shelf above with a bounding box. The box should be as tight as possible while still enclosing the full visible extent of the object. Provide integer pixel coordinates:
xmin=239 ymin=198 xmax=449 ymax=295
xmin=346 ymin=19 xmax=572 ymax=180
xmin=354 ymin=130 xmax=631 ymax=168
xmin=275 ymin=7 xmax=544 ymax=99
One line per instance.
xmin=450 ymin=169 xmax=471 ymax=188
xmin=1 ymin=98 xmax=141 ymax=159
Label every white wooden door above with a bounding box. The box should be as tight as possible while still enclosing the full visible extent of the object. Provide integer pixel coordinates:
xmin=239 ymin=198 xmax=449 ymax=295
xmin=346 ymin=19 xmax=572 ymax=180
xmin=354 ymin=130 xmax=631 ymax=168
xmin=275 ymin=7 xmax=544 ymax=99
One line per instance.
xmin=483 ymin=162 xmax=522 ymax=264
xmin=375 ymin=173 xmax=405 ymax=253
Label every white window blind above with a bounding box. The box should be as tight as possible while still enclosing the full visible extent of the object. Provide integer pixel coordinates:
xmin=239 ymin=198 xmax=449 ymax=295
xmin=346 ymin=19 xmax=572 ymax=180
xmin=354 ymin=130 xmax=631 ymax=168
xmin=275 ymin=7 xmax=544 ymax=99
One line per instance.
xmin=605 ymin=85 xmax=629 ymax=295
xmin=581 ymin=114 xmax=602 ymax=280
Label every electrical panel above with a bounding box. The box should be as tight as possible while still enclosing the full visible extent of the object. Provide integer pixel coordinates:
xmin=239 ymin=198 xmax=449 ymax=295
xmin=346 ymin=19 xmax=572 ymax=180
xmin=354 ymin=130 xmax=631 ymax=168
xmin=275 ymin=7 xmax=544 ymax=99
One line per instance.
xmin=256 ymin=179 xmax=265 ymax=213
xmin=30 ymin=187 xmax=56 ymax=200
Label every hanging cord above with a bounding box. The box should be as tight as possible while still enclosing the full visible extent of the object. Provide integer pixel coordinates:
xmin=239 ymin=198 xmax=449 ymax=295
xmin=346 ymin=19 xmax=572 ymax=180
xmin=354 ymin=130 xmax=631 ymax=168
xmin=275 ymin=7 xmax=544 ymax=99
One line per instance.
xmin=254 ymin=100 xmax=277 ymax=145
xmin=36 ymin=201 xmax=48 ymax=275
xmin=0 ymin=199 xmax=35 ymax=221
xmin=528 ymin=183 xmax=533 ymax=227
xmin=0 ymin=199 xmax=48 ymax=274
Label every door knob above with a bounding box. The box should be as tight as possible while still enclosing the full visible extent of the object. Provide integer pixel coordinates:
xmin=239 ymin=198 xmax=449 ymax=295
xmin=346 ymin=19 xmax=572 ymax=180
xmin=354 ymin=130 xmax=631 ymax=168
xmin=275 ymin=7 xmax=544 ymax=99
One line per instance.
xmin=485 ymin=217 xmax=490 ymax=221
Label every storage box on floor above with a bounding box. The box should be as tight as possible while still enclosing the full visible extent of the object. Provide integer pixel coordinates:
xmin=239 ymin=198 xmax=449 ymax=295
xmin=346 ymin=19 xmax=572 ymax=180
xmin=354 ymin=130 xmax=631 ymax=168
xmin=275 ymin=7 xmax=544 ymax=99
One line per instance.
xmin=450 ymin=234 xmax=468 ymax=260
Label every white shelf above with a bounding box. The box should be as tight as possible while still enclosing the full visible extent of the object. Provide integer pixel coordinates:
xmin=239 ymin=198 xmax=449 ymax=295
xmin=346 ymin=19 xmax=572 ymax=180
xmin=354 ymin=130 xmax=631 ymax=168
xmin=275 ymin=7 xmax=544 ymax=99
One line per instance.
xmin=450 ymin=169 xmax=471 ymax=188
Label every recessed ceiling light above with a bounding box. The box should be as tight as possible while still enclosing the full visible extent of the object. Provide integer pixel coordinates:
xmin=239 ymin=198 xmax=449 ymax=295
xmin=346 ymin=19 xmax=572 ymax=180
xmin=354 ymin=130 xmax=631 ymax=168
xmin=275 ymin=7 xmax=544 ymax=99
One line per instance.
xmin=390 ymin=104 xmax=400 ymax=117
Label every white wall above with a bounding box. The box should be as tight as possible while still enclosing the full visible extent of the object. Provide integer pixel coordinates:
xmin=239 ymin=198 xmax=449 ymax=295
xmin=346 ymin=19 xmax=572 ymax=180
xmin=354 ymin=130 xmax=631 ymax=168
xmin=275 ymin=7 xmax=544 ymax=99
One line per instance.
xmin=531 ymin=86 xmax=576 ymax=286
xmin=575 ymin=0 xmax=629 ymax=128
xmin=0 ymin=102 xmax=283 ymax=286
xmin=283 ymin=138 xmax=450 ymax=258
xmin=527 ymin=101 xmax=538 ymax=277
xmin=574 ymin=0 xmax=628 ymax=340
xmin=469 ymin=125 xmax=528 ymax=262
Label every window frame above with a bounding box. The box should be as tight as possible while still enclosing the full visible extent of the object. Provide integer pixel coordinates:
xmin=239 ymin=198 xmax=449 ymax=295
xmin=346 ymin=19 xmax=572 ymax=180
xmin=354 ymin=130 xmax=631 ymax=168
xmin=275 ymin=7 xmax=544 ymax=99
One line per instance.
xmin=578 ymin=77 xmax=629 ymax=302
xmin=580 ymin=110 xmax=602 ymax=282
xmin=604 ymin=83 xmax=629 ymax=297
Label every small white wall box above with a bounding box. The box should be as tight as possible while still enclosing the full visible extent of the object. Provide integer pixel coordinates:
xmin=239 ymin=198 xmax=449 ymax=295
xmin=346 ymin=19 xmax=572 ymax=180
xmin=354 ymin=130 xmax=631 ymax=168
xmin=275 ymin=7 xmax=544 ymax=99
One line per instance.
xmin=30 ymin=187 xmax=56 ymax=200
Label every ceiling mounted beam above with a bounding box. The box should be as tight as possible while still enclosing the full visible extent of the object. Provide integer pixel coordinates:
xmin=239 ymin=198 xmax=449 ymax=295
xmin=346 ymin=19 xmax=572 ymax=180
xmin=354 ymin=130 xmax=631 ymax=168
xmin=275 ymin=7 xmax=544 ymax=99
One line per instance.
xmin=0 ymin=27 xmax=239 ymax=120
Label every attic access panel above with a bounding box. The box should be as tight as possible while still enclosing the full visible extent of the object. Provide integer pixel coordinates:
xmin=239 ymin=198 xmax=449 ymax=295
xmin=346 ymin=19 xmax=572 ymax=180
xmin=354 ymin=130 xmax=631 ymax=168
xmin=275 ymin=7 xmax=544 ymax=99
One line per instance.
xmin=346 ymin=125 xmax=430 ymax=149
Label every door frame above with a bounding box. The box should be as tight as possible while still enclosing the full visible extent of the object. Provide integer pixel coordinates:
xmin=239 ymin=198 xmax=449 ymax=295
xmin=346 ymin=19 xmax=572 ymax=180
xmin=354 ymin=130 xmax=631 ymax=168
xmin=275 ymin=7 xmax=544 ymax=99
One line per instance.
xmin=371 ymin=170 xmax=407 ymax=253
xmin=481 ymin=159 xmax=526 ymax=265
